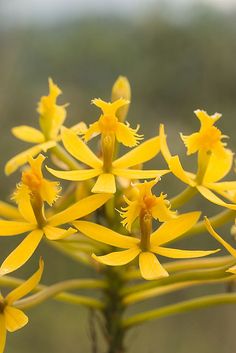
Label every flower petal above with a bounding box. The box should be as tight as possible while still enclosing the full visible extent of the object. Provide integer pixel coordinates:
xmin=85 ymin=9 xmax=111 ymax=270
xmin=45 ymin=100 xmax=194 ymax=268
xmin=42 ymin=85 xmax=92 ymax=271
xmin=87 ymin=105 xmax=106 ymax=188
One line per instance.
xmin=159 ymin=124 xmax=172 ymax=163
xmin=203 ymin=148 xmax=233 ymax=183
xmin=151 ymin=211 xmax=201 ymax=246
xmin=0 ymin=201 xmax=21 ymax=220
xmin=204 ymin=217 xmax=236 ymax=257
xmin=113 ymin=168 xmax=169 ymax=180
xmin=116 ymin=122 xmax=143 ymax=147
xmin=73 ymin=221 xmax=139 ymax=248
xmin=0 ymin=221 xmax=35 ymax=235
xmin=152 ymin=246 xmax=220 ymax=258
xmin=5 ymin=141 xmax=56 ymax=175
xmin=197 ymin=185 xmax=236 ymax=210
xmin=46 ymin=167 xmax=101 ymax=181
xmin=4 ymin=306 xmax=28 ymax=332
xmin=168 ymin=156 xmax=196 ymax=187
xmin=113 ymin=136 xmax=160 ymax=169
xmin=92 ymin=247 xmax=140 ymax=266
xmin=206 ymin=181 xmax=236 ymax=192
xmin=16 ymin=187 xmax=37 ymax=224
xmin=0 ymin=229 xmax=44 ymax=276
xmin=12 ymin=126 xmax=45 ymax=143
xmin=44 ymin=225 xmax=76 ymax=240
xmin=6 ymin=259 xmax=44 ymax=304
xmin=0 ymin=314 xmax=6 ymax=353
xmin=61 ymin=127 xmax=102 ymax=168
xmin=92 ymin=173 xmax=116 ymax=194
xmin=48 ymin=193 xmax=112 ymax=226
xmin=139 ymin=252 xmax=169 ymax=280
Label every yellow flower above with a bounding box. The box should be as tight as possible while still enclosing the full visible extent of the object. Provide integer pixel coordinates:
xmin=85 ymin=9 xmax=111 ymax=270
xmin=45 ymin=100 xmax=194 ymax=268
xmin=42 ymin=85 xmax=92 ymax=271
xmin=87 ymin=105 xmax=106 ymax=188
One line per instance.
xmin=0 ymin=259 xmax=44 ymax=353
xmin=181 ymin=110 xmax=227 ymax=158
xmin=5 ymin=78 xmax=85 ymax=175
xmin=47 ymin=127 xmax=168 ymax=194
xmin=119 ymin=179 xmax=177 ymax=231
xmin=205 ymin=217 xmax=236 ymax=273
xmin=84 ymin=98 xmax=142 ymax=147
xmin=0 ymin=156 xmax=111 ymax=275
xmin=74 ymin=212 xmax=219 ymax=280
xmin=160 ymin=123 xmax=236 ymax=210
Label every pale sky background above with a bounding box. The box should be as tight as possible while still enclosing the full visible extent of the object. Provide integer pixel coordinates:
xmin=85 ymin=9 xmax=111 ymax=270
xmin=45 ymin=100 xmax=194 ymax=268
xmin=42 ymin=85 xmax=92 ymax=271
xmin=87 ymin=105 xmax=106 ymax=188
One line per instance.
xmin=0 ymin=0 xmax=236 ymax=26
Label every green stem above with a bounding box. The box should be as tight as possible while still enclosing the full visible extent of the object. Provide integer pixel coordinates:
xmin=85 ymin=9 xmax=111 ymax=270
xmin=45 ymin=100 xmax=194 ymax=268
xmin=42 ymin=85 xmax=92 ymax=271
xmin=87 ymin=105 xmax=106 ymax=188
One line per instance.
xmin=170 ymin=186 xmax=197 ymax=209
xmin=121 ymin=263 xmax=236 ymax=295
xmin=123 ymin=292 xmax=236 ymax=328
xmin=0 ymin=277 xmax=106 ymax=310
xmin=51 ymin=143 xmax=81 ymax=170
xmin=123 ymin=255 xmax=235 ymax=281
xmin=123 ymin=274 xmax=236 ymax=306
xmin=102 ymin=268 xmax=127 ymax=353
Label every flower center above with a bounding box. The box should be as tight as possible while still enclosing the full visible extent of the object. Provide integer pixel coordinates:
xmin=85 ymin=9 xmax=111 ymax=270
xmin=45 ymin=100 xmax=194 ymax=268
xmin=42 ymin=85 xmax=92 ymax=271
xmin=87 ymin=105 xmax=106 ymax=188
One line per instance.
xmin=98 ymin=114 xmax=118 ymax=134
xmin=22 ymin=171 xmax=42 ymax=192
xmin=198 ymin=126 xmax=222 ymax=151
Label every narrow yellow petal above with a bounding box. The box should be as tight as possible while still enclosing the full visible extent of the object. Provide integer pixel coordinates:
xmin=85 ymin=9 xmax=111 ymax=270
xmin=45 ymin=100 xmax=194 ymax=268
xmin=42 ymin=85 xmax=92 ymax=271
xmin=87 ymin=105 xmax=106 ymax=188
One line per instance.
xmin=113 ymin=136 xmax=160 ymax=169
xmin=139 ymin=252 xmax=169 ymax=280
xmin=73 ymin=221 xmax=139 ymax=248
xmin=207 ymin=181 xmax=236 ymax=192
xmin=0 ymin=201 xmax=21 ymax=220
xmin=168 ymin=156 xmax=196 ymax=187
xmin=46 ymin=166 xmax=101 ymax=181
xmin=91 ymin=173 xmax=116 ymax=194
xmin=92 ymin=247 xmax=140 ymax=266
xmin=48 ymin=193 xmax=112 ymax=226
xmin=204 ymin=217 xmax=236 ymax=257
xmin=0 ymin=221 xmax=35 ymax=235
xmin=197 ymin=186 xmax=236 ymax=210
xmin=203 ymin=148 xmax=233 ymax=183
xmin=0 ymin=229 xmax=44 ymax=276
xmin=61 ymin=127 xmax=102 ymax=168
xmin=44 ymin=226 xmax=76 ymax=240
xmin=6 ymin=259 xmax=44 ymax=304
xmin=151 ymin=211 xmax=201 ymax=246
xmin=4 ymin=306 xmax=28 ymax=332
xmin=152 ymin=246 xmax=220 ymax=258
xmin=0 ymin=314 xmax=6 ymax=353
xmin=113 ymin=168 xmax=169 ymax=180
xmin=12 ymin=126 xmax=45 ymax=143
xmin=159 ymin=124 xmax=172 ymax=163
xmin=83 ymin=122 xmax=100 ymax=141
xmin=227 ymin=265 xmax=236 ymax=274
xmin=5 ymin=141 xmax=56 ymax=175
xmin=16 ymin=190 xmax=37 ymax=224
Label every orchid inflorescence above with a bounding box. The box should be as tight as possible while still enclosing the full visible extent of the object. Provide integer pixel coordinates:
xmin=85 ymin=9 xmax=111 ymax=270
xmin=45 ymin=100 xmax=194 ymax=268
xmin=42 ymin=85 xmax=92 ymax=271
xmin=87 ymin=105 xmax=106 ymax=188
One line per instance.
xmin=1 ymin=76 xmax=236 ymax=353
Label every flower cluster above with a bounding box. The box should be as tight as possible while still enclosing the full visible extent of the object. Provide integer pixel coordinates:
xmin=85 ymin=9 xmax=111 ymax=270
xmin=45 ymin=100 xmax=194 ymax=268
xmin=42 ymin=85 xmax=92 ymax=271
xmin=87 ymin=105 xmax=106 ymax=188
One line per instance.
xmin=0 ymin=76 xmax=236 ymax=352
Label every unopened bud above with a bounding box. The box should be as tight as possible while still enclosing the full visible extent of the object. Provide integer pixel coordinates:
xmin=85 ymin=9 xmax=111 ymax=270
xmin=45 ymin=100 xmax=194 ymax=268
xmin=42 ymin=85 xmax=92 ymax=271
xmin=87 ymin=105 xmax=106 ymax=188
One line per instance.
xmin=111 ymin=76 xmax=131 ymax=122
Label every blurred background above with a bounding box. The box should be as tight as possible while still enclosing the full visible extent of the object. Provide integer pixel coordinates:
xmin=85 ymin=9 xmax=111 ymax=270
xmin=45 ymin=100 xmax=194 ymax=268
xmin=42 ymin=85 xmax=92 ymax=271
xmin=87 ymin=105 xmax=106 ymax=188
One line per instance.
xmin=0 ymin=0 xmax=236 ymax=352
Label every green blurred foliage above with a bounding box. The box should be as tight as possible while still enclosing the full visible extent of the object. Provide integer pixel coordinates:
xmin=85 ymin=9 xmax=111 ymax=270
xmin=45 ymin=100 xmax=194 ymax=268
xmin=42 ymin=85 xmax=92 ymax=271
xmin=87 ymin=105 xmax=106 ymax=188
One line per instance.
xmin=0 ymin=6 xmax=236 ymax=353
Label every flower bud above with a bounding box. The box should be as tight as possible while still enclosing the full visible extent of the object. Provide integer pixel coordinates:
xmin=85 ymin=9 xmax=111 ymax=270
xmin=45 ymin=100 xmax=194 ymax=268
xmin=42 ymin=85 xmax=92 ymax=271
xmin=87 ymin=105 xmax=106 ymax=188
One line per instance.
xmin=111 ymin=76 xmax=131 ymax=122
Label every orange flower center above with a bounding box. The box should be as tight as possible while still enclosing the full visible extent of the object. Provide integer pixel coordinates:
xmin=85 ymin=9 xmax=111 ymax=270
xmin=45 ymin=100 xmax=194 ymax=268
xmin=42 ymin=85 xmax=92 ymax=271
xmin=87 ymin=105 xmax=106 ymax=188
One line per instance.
xmin=98 ymin=114 xmax=118 ymax=134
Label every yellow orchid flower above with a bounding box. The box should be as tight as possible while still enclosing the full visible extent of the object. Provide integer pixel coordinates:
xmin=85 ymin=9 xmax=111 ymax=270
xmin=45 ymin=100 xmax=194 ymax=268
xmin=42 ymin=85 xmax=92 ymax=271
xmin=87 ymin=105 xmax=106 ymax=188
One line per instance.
xmin=205 ymin=217 xmax=236 ymax=273
xmin=0 ymin=259 xmax=44 ymax=353
xmin=47 ymin=127 xmax=168 ymax=194
xmin=0 ymin=156 xmax=112 ymax=275
xmin=84 ymin=98 xmax=142 ymax=147
xmin=5 ymin=78 xmax=86 ymax=175
xmin=74 ymin=212 xmax=220 ymax=280
xmin=181 ymin=110 xmax=227 ymax=158
xmin=119 ymin=179 xmax=177 ymax=231
xmin=159 ymin=118 xmax=236 ymax=210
